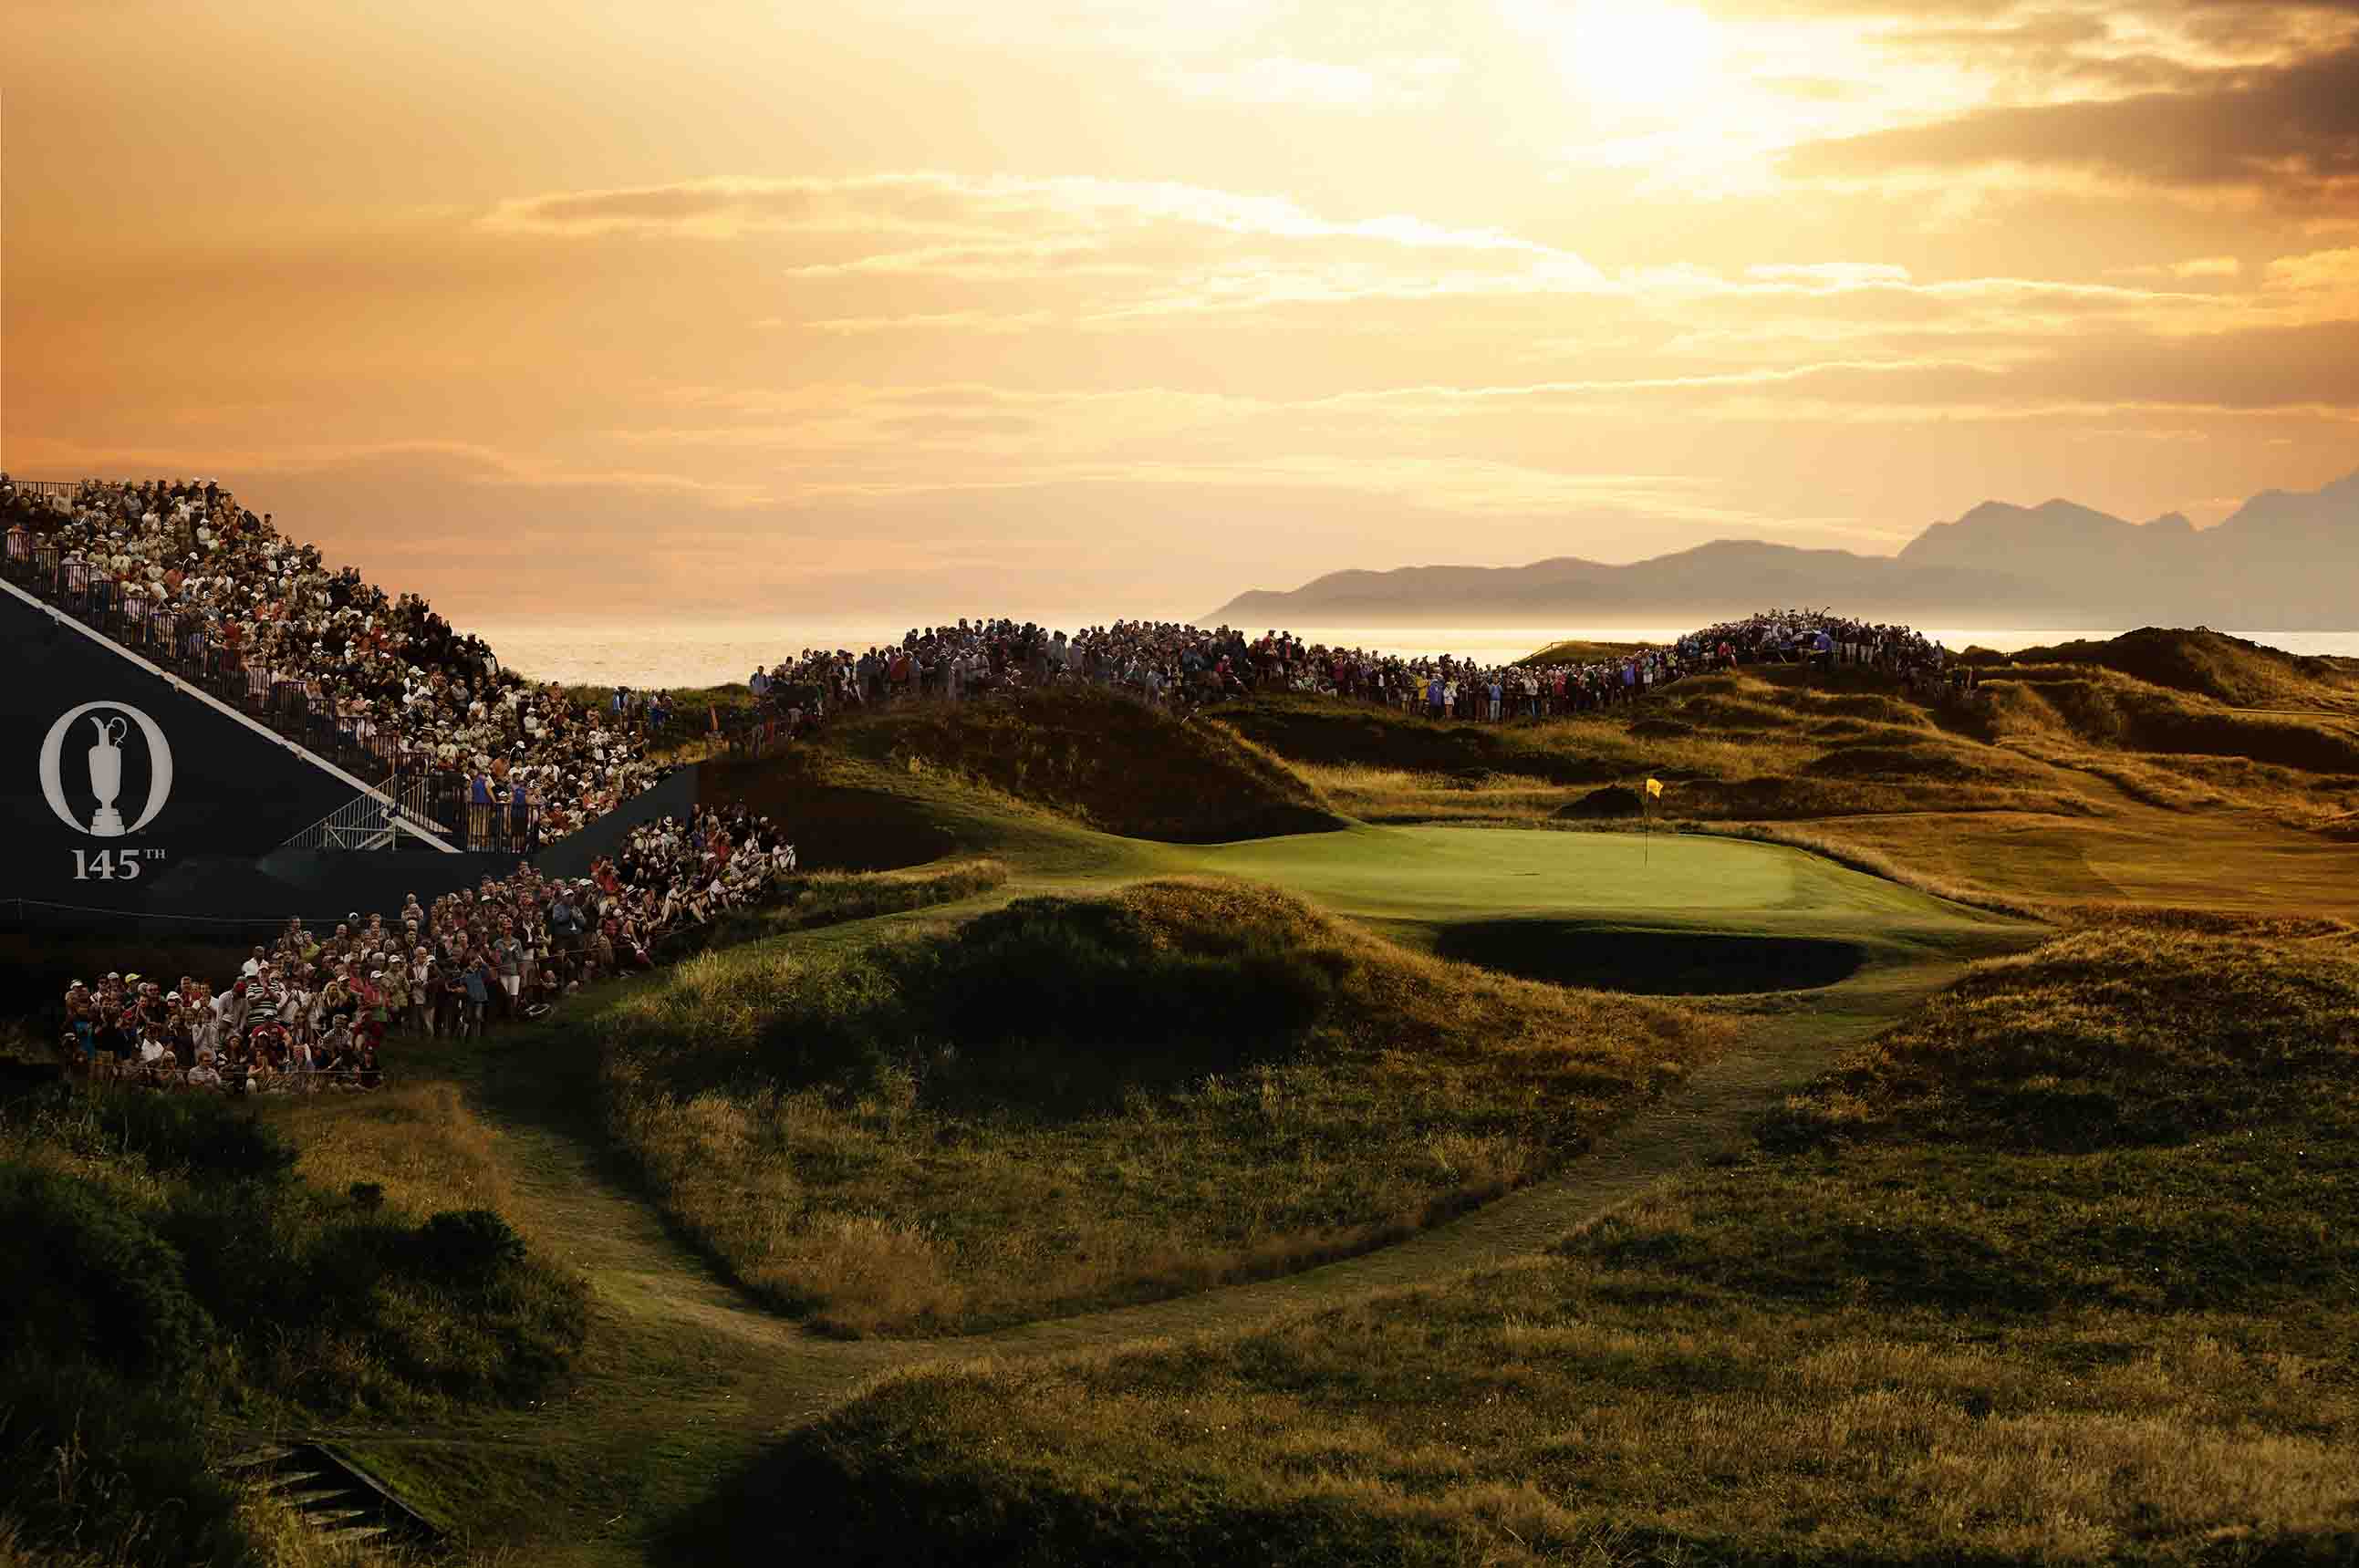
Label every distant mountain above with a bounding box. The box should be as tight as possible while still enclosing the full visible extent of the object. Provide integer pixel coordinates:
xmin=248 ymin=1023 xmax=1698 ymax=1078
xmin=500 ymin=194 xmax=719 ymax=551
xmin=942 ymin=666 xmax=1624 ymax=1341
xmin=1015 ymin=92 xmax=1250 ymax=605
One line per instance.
xmin=1200 ymin=468 xmax=2359 ymax=630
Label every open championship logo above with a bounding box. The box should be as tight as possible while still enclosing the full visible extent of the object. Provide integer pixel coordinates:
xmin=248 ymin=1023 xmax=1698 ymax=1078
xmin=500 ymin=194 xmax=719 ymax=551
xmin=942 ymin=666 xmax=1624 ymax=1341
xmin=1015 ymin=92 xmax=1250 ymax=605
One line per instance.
xmin=40 ymin=701 xmax=174 ymax=838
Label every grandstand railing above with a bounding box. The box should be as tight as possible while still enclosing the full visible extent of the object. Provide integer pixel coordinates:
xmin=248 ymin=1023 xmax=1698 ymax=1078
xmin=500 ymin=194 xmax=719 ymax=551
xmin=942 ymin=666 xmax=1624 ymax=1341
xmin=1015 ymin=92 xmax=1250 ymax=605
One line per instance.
xmin=5 ymin=537 xmax=408 ymax=777
xmin=279 ymin=784 xmax=452 ymax=851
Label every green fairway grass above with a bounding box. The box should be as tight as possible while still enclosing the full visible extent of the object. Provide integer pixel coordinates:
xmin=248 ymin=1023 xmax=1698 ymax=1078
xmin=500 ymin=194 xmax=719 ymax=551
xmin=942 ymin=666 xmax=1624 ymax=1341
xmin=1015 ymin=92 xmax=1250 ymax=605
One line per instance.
xmin=32 ymin=634 xmax=2354 ymax=1565
xmin=1186 ymin=822 xmax=1982 ymax=932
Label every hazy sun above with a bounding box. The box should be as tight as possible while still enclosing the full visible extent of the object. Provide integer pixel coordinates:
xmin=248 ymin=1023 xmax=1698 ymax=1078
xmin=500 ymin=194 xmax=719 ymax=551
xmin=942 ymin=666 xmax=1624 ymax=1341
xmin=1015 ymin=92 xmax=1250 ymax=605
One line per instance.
xmin=1554 ymin=2 xmax=1725 ymax=113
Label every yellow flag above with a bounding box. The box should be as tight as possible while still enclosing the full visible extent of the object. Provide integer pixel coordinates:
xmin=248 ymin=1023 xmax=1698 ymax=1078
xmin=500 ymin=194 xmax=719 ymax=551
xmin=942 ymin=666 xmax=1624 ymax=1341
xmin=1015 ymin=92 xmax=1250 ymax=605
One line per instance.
xmin=1645 ymin=777 xmax=1663 ymax=799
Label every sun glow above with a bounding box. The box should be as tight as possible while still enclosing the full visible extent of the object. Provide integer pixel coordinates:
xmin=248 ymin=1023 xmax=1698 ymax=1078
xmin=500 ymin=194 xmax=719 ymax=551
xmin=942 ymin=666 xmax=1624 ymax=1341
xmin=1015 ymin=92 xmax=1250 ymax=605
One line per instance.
xmin=1552 ymin=2 xmax=1726 ymax=114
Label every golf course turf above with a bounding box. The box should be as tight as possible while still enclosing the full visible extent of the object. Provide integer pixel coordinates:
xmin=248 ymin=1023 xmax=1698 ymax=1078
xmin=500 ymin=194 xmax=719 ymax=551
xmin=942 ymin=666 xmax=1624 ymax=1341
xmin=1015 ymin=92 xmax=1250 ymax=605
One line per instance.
xmin=26 ymin=631 xmax=2359 ymax=1567
xmin=1173 ymin=823 xmax=2017 ymax=1002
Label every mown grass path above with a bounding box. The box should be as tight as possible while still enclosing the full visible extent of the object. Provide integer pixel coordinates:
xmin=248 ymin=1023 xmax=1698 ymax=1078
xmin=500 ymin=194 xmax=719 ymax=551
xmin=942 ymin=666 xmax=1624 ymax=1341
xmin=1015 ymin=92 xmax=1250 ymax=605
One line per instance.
xmin=286 ymin=827 xmax=2039 ymax=1563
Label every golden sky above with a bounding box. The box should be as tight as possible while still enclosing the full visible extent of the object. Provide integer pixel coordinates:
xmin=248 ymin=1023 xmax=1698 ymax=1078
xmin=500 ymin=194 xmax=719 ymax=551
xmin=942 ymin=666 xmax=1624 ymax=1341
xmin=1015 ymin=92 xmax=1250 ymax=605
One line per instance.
xmin=5 ymin=0 xmax=2358 ymax=621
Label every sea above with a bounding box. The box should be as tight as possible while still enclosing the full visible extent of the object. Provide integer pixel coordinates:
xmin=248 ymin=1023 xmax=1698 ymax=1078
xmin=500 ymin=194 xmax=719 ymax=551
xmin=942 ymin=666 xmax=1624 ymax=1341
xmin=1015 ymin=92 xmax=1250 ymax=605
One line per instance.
xmin=468 ymin=617 xmax=2359 ymax=691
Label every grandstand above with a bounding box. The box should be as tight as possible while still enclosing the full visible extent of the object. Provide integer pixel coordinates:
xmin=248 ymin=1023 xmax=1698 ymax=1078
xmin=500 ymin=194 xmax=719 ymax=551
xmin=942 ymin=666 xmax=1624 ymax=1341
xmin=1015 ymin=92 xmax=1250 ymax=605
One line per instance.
xmin=0 ymin=476 xmax=694 ymax=931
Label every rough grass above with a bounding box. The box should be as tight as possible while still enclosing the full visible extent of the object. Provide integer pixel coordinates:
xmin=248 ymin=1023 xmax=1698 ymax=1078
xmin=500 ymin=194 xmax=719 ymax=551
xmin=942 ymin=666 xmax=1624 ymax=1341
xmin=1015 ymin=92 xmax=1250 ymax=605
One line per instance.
xmin=1683 ymin=821 xmax=2045 ymax=919
xmin=1215 ymin=639 xmax=2359 ymax=840
xmin=829 ymin=687 xmax=1345 ymax=842
xmin=596 ymin=877 xmax=1727 ymax=1336
xmin=1983 ymin=670 xmax=2359 ymax=830
xmin=272 ymin=1081 xmax=520 ymax=1225
xmin=1248 ymin=681 xmax=2088 ymax=827
xmin=2009 ymin=627 xmax=2359 ymax=712
xmin=0 ymin=1086 xmax=587 ymax=1567
xmin=1989 ymin=664 xmax=2359 ymax=773
xmin=688 ymin=919 xmax=2359 ymax=1566
xmin=658 ymin=857 xmax=1011 ymax=957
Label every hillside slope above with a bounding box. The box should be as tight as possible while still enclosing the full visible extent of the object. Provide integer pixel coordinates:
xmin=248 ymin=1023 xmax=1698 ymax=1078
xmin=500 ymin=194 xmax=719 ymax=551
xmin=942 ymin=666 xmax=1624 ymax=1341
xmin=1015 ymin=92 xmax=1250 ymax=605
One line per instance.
xmin=2008 ymin=627 xmax=2359 ymax=712
xmin=684 ymin=919 xmax=2359 ymax=1567
xmin=823 ymin=685 xmax=1346 ymax=843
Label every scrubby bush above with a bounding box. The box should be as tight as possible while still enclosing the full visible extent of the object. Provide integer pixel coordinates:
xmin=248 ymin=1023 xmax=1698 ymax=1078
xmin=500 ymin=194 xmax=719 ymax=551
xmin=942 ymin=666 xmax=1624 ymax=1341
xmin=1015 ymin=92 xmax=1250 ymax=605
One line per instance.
xmin=0 ymin=1359 xmax=258 ymax=1568
xmin=413 ymin=1208 xmax=529 ymax=1285
xmin=0 ymin=1166 xmax=211 ymax=1379
xmin=0 ymin=1084 xmax=587 ymax=1562
xmin=39 ymin=1084 xmax=296 ymax=1183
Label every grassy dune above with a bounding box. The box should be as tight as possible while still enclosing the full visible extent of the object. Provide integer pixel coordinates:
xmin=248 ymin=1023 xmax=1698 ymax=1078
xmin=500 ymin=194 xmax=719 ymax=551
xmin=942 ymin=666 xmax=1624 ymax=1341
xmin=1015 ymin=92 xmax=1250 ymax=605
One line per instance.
xmin=596 ymin=878 xmax=1726 ymax=1336
xmin=1212 ymin=637 xmax=2359 ymax=845
xmin=694 ymin=918 xmax=2359 ymax=1565
xmin=2005 ymin=626 xmax=2359 ymax=712
xmin=655 ymin=857 xmax=1011 ymax=957
xmin=1221 ymin=677 xmax=2085 ymax=826
xmin=0 ymin=1086 xmax=585 ymax=1567
xmin=830 ymin=686 xmax=1346 ymax=843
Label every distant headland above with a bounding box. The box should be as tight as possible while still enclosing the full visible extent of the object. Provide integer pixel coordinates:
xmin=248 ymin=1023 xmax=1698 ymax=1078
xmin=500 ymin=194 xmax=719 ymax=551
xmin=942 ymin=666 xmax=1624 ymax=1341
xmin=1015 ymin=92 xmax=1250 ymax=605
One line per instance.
xmin=1202 ymin=468 xmax=2359 ymax=631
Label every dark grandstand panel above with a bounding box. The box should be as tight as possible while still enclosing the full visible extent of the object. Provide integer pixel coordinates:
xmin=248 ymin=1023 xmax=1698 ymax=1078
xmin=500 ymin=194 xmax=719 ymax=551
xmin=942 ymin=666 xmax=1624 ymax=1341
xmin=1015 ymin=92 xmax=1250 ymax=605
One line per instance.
xmin=3 ymin=585 xmax=405 ymax=911
xmin=1 ymin=586 xmax=708 ymax=929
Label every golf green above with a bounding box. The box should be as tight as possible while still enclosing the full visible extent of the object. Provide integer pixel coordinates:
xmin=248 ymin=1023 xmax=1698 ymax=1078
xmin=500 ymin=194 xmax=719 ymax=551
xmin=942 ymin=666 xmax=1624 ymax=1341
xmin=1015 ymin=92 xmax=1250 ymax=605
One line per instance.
xmin=1182 ymin=825 xmax=1980 ymax=934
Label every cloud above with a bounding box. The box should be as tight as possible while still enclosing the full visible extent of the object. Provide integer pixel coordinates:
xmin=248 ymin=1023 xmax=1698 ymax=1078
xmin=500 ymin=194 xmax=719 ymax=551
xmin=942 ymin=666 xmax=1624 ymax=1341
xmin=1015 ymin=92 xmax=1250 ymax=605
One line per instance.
xmin=1744 ymin=262 xmax=1914 ymax=286
xmin=1167 ymin=54 xmax=1461 ymax=107
xmin=1783 ymin=43 xmax=2359 ymax=202
xmin=778 ymin=310 xmax=1056 ymax=335
xmin=2110 ymin=254 xmax=2244 ymax=278
xmin=484 ymin=172 xmax=1570 ymax=255
xmin=2262 ymin=245 xmax=2359 ymax=287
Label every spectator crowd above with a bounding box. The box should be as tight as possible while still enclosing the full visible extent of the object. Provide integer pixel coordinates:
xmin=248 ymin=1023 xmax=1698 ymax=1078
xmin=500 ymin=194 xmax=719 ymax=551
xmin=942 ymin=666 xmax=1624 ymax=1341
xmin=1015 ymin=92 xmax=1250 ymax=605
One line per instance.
xmin=1 ymin=473 xmax=672 ymax=846
xmin=0 ymin=473 xmax=1964 ymax=779
xmin=8 ymin=473 xmax=1972 ymax=1087
xmin=724 ymin=608 xmax=1960 ymax=742
xmin=58 ymin=804 xmax=797 ymax=1095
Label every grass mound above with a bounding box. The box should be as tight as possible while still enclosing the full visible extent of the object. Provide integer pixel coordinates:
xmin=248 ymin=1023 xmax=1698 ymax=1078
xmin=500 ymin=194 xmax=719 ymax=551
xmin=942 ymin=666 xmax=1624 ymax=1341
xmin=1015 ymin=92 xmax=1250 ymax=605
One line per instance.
xmin=1226 ymin=679 xmax=2094 ymax=828
xmin=701 ymin=747 xmax=995 ymax=870
xmin=660 ymin=857 xmax=1010 ymax=958
xmin=825 ymin=687 xmax=1345 ymax=842
xmin=1225 ymin=659 xmax=2359 ymax=840
xmin=0 ymin=1085 xmax=585 ymax=1566
xmin=597 ymin=878 xmax=1724 ymax=1334
xmin=1557 ymin=784 xmax=1643 ymax=818
xmin=1763 ymin=923 xmax=2358 ymax=1155
xmin=1989 ymin=665 xmax=2359 ymax=774
xmin=1799 ymin=742 xmax=2020 ymax=782
xmin=2011 ymin=627 xmax=2359 ymax=711
xmin=1211 ymin=694 xmax=1623 ymax=785
xmin=694 ymin=919 xmax=2359 ymax=1566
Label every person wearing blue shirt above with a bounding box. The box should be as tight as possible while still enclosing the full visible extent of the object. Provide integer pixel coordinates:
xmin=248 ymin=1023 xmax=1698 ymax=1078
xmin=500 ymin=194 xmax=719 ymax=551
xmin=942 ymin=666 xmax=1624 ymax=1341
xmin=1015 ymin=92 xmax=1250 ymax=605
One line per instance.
xmin=459 ymin=958 xmax=491 ymax=1039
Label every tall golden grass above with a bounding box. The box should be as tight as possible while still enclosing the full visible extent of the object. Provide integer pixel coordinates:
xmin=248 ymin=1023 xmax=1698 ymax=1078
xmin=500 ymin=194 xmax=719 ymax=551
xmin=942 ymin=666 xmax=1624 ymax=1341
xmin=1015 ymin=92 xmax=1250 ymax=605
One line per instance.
xmin=733 ymin=917 xmax=2359 ymax=1565
xmin=597 ymin=878 xmax=1727 ymax=1335
xmin=272 ymin=1082 xmax=516 ymax=1223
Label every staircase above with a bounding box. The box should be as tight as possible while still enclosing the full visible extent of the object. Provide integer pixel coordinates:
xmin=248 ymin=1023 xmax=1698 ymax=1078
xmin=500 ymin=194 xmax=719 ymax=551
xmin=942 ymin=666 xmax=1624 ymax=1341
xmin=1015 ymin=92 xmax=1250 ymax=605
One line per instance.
xmin=279 ymin=777 xmax=454 ymax=852
xmin=221 ymin=1441 xmax=442 ymax=1552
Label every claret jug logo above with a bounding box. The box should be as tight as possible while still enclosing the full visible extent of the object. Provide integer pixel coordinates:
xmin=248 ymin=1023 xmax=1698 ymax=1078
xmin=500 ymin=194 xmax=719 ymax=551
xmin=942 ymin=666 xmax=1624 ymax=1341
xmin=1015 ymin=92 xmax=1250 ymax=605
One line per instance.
xmin=40 ymin=701 xmax=174 ymax=838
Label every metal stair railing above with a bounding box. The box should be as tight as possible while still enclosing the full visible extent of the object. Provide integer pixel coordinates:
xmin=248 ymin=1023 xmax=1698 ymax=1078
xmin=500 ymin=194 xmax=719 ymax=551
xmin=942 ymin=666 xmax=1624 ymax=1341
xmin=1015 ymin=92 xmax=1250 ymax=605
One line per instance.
xmin=279 ymin=779 xmax=450 ymax=852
